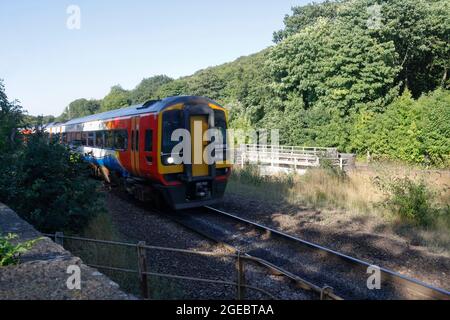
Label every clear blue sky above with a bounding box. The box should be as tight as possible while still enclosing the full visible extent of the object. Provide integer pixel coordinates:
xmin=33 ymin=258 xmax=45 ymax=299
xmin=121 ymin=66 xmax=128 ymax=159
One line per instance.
xmin=1 ymin=0 xmax=308 ymax=116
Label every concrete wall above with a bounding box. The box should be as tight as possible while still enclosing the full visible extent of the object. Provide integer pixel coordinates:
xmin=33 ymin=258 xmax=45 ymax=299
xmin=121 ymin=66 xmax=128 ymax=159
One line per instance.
xmin=0 ymin=202 xmax=134 ymax=300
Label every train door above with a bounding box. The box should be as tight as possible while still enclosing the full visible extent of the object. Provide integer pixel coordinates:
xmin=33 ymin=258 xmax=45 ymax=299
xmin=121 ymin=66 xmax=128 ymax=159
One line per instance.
xmin=130 ymin=116 xmax=140 ymax=176
xmin=139 ymin=115 xmax=154 ymax=176
xmin=190 ymin=115 xmax=209 ymax=177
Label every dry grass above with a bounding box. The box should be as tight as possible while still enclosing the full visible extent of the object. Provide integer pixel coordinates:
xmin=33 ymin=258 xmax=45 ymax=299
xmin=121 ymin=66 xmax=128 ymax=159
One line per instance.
xmin=227 ymin=163 xmax=450 ymax=255
xmin=66 ymin=210 xmax=183 ymax=298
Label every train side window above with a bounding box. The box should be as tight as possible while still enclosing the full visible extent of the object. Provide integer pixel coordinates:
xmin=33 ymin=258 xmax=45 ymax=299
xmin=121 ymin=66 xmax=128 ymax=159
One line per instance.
xmin=87 ymin=132 xmax=95 ymax=147
xmin=145 ymin=130 xmax=153 ymax=152
xmin=135 ymin=130 xmax=139 ymax=151
xmin=95 ymin=131 xmax=105 ymax=148
xmin=81 ymin=132 xmax=88 ymax=146
xmin=114 ymin=130 xmax=128 ymax=150
xmin=105 ymin=131 xmax=114 ymax=149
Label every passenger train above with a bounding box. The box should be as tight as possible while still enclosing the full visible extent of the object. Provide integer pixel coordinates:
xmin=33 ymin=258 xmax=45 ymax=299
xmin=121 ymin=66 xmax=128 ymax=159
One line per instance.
xmin=45 ymin=96 xmax=231 ymax=209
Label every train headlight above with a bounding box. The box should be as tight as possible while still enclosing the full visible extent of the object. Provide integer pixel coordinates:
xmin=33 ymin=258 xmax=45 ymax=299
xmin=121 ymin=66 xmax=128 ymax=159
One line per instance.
xmin=166 ymin=157 xmax=175 ymax=164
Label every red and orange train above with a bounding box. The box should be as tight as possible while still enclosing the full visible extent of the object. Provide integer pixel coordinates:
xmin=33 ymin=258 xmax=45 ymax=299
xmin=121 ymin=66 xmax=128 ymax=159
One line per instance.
xmin=46 ymin=96 xmax=231 ymax=209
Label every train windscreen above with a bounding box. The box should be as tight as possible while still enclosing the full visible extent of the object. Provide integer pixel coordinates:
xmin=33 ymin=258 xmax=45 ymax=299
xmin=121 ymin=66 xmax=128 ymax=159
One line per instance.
xmin=162 ymin=110 xmax=184 ymax=162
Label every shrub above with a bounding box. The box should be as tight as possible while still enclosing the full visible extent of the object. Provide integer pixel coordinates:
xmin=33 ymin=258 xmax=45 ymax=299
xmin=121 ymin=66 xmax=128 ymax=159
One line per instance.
xmin=0 ymin=232 xmax=41 ymax=266
xmin=319 ymin=158 xmax=347 ymax=182
xmin=0 ymin=133 xmax=105 ymax=233
xmin=375 ymin=177 xmax=439 ymax=226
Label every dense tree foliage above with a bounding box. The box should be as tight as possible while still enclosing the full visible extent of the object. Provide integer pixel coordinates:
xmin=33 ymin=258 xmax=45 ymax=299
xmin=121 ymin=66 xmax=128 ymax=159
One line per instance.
xmin=57 ymin=98 xmax=101 ymax=122
xmin=351 ymin=89 xmax=450 ymax=165
xmin=0 ymin=82 xmax=103 ymax=233
xmin=129 ymin=75 xmax=173 ymax=104
xmin=0 ymin=80 xmax=24 ymax=152
xmin=53 ymin=0 xmax=449 ymax=166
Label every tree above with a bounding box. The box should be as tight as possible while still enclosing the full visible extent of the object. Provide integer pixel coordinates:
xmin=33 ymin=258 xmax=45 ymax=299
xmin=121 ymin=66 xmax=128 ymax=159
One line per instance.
xmin=0 ymin=80 xmax=104 ymax=233
xmin=267 ymin=16 xmax=399 ymax=148
xmin=0 ymin=80 xmax=24 ymax=152
xmin=100 ymin=85 xmax=131 ymax=112
xmin=130 ymin=75 xmax=173 ymax=104
xmin=351 ymin=89 xmax=450 ymax=166
xmin=377 ymin=0 xmax=449 ymax=96
xmin=58 ymin=98 xmax=101 ymax=121
xmin=274 ymin=0 xmax=450 ymax=97
xmin=273 ymin=0 xmax=340 ymax=43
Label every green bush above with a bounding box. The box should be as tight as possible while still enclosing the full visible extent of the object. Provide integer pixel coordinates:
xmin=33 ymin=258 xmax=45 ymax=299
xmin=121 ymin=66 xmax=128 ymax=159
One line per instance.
xmin=0 ymin=233 xmax=41 ymax=266
xmin=319 ymin=158 xmax=347 ymax=182
xmin=375 ymin=177 xmax=441 ymax=226
xmin=0 ymin=133 xmax=105 ymax=233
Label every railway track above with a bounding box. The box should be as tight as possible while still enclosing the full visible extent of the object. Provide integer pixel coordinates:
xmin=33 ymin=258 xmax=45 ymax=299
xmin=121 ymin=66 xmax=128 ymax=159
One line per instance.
xmin=166 ymin=206 xmax=450 ymax=300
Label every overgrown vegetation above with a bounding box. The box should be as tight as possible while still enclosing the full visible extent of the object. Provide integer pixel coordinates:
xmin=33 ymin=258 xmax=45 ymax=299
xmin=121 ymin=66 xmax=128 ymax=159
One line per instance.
xmin=0 ymin=80 xmax=104 ymax=234
xmin=228 ymin=165 xmax=450 ymax=253
xmin=49 ymin=0 xmax=449 ymax=167
xmin=0 ymin=232 xmax=42 ymax=266
xmin=375 ymin=176 xmax=450 ymax=227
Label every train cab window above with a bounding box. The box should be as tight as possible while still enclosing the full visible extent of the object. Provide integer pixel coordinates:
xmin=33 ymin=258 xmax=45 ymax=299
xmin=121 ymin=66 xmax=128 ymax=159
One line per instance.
xmin=114 ymin=130 xmax=128 ymax=150
xmin=87 ymin=132 xmax=95 ymax=147
xmin=162 ymin=110 xmax=183 ymax=156
xmin=145 ymin=130 xmax=153 ymax=152
xmin=105 ymin=131 xmax=114 ymax=149
xmin=95 ymin=131 xmax=105 ymax=148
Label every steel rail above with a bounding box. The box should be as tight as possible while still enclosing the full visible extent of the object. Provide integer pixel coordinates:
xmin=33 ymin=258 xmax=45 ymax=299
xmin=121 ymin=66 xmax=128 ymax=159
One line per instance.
xmin=203 ymin=206 xmax=450 ymax=300
xmin=166 ymin=211 xmax=342 ymax=300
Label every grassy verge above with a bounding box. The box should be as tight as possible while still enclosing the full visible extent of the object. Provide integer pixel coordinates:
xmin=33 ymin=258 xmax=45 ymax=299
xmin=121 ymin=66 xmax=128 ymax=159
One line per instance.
xmin=227 ymin=163 xmax=450 ymax=255
xmin=64 ymin=198 xmax=183 ymax=299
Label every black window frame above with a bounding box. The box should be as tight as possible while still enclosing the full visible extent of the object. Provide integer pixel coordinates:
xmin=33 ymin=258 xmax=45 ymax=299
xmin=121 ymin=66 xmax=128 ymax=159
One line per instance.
xmin=95 ymin=131 xmax=105 ymax=148
xmin=114 ymin=130 xmax=128 ymax=151
xmin=145 ymin=129 xmax=153 ymax=152
xmin=87 ymin=132 xmax=95 ymax=147
xmin=105 ymin=130 xmax=114 ymax=149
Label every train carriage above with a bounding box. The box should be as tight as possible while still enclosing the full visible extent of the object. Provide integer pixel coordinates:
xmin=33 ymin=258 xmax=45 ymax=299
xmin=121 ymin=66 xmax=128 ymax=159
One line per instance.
xmin=46 ymin=96 xmax=231 ymax=209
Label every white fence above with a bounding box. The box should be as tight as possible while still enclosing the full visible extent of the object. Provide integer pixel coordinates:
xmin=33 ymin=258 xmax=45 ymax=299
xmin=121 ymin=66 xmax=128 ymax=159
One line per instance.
xmin=232 ymin=144 xmax=355 ymax=173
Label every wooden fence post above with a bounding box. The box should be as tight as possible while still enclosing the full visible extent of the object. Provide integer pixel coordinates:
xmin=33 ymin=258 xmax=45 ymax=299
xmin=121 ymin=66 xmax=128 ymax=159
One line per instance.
xmin=236 ymin=251 xmax=246 ymax=300
xmin=55 ymin=232 xmax=64 ymax=246
xmin=137 ymin=241 xmax=149 ymax=299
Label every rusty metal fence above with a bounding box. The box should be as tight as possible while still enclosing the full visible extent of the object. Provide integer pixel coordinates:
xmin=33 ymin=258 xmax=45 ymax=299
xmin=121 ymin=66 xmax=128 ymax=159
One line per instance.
xmin=44 ymin=232 xmax=277 ymax=300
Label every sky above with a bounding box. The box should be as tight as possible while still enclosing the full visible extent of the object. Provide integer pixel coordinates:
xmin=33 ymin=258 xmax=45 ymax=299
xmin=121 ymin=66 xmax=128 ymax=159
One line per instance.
xmin=0 ymin=0 xmax=308 ymax=116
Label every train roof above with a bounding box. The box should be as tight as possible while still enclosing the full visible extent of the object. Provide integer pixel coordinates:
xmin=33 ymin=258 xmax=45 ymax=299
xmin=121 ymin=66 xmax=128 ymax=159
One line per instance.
xmin=47 ymin=96 xmax=221 ymax=128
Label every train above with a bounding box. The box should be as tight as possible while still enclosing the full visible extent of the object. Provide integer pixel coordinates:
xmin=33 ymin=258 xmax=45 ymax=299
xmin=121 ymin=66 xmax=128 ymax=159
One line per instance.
xmin=45 ymin=96 xmax=231 ymax=209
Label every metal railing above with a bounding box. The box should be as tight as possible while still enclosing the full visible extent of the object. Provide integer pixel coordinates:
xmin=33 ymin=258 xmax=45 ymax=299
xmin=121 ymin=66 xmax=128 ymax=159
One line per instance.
xmin=44 ymin=232 xmax=279 ymax=300
xmin=233 ymin=144 xmax=355 ymax=171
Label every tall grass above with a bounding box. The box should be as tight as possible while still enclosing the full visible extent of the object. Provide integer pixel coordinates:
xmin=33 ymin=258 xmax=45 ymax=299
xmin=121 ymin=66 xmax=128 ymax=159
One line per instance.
xmin=229 ymin=164 xmax=381 ymax=213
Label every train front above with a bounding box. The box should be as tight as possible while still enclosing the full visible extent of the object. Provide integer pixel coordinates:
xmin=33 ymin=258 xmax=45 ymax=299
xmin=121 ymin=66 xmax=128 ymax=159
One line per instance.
xmin=156 ymin=97 xmax=231 ymax=210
